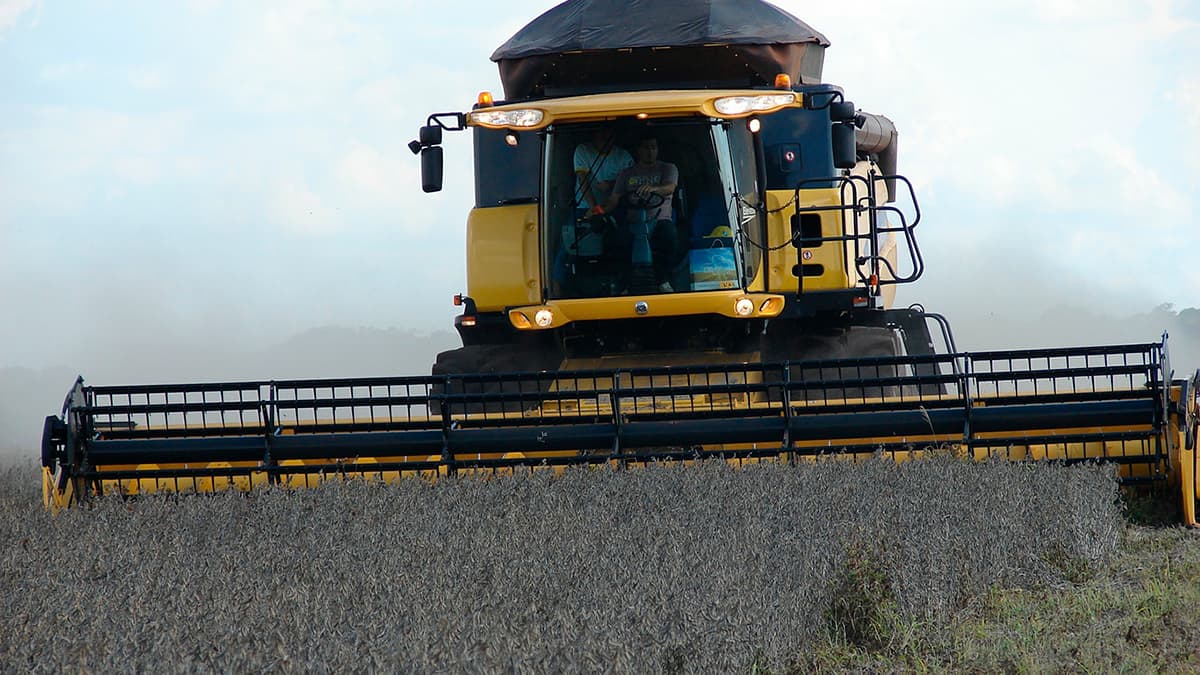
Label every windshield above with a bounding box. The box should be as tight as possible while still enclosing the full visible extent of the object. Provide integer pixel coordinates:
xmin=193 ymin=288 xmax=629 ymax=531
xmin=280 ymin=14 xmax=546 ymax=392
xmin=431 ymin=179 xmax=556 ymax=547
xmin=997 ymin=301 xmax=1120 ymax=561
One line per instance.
xmin=544 ymin=119 xmax=763 ymax=299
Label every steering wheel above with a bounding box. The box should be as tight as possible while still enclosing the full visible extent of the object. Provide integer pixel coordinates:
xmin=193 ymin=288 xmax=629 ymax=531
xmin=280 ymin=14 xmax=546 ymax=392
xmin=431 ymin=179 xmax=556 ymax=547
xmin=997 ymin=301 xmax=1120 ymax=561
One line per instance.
xmin=618 ymin=188 xmax=666 ymax=211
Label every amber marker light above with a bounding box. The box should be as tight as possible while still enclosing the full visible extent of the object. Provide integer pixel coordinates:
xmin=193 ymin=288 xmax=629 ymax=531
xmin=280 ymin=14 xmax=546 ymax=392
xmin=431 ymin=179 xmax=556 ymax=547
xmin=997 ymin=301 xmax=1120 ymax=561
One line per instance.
xmin=477 ymin=91 xmax=494 ymax=106
xmin=774 ymin=73 xmax=792 ymax=89
xmin=509 ymin=311 xmax=532 ymax=329
xmin=759 ymin=297 xmax=783 ymax=315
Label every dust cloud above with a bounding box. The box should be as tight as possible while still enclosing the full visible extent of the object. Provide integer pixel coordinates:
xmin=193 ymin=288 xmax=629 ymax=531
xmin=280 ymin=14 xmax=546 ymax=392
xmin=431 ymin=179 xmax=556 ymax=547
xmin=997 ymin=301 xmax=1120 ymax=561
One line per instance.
xmin=3 ymin=305 xmax=1196 ymax=463
xmin=925 ymin=302 xmax=1199 ymax=376
xmin=0 ymin=326 xmax=459 ymax=461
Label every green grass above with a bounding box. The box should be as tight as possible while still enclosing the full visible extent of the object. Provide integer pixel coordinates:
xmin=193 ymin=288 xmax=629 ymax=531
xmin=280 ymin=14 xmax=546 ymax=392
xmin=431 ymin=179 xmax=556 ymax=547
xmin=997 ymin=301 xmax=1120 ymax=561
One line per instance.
xmin=799 ymin=522 xmax=1200 ymax=673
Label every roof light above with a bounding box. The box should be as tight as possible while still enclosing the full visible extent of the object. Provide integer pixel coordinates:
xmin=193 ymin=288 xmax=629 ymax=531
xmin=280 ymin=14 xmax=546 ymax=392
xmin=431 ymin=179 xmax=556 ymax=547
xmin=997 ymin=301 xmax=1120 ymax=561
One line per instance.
xmin=477 ymin=91 xmax=494 ymax=106
xmin=713 ymin=93 xmax=795 ymax=117
xmin=774 ymin=73 xmax=792 ymax=89
xmin=469 ymin=108 xmax=544 ymax=128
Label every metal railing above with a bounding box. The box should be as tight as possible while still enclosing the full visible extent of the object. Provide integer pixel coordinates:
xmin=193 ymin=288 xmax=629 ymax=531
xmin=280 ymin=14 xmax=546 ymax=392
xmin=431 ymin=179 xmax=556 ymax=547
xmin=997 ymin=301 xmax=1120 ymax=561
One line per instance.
xmin=42 ymin=341 xmax=1170 ymax=495
xmin=790 ymin=172 xmax=924 ymax=292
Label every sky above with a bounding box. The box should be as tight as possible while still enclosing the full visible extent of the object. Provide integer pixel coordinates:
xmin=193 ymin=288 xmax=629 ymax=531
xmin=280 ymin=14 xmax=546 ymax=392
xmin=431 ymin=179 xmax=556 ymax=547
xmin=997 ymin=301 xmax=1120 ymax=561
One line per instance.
xmin=1 ymin=0 xmax=1198 ymax=378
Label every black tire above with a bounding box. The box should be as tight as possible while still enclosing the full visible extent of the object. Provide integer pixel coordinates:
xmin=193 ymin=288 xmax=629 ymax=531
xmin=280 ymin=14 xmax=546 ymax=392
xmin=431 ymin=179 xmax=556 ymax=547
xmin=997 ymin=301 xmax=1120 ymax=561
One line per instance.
xmin=42 ymin=415 xmax=66 ymax=470
xmin=430 ymin=344 xmax=562 ymax=416
xmin=764 ymin=326 xmax=902 ymax=402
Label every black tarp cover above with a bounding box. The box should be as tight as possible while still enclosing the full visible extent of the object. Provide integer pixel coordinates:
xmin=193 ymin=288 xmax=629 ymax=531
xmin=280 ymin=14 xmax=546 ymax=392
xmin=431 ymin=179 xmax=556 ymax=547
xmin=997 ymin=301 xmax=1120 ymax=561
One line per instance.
xmin=492 ymin=0 xmax=830 ymax=99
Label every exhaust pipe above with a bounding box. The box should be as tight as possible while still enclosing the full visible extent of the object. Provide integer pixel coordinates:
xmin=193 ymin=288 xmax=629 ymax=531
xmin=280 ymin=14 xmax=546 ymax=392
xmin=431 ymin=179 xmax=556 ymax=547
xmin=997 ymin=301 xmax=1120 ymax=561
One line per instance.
xmin=855 ymin=112 xmax=898 ymax=202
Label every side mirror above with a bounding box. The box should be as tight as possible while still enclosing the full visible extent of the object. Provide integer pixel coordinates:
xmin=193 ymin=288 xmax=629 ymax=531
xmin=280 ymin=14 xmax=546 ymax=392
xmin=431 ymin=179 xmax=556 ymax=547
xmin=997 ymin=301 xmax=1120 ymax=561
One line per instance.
xmin=829 ymin=101 xmax=856 ymax=122
xmin=832 ymin=123 xmax=857 ymax=169
xmin=421 ymin=146 xmax=444 ymax=193
xmin=419 ymin=125 xmax=442 ymax=146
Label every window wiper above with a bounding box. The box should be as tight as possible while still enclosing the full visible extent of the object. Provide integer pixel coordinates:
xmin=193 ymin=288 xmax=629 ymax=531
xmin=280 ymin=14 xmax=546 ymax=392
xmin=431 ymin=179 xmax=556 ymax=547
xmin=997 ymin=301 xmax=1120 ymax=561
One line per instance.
xmin=499 ymin=197 xmax=539 ymax=205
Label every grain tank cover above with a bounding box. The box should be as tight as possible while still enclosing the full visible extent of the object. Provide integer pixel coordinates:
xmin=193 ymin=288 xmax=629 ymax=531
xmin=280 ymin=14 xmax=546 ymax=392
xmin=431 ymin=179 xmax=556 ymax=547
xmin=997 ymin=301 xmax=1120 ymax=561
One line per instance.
xmin=491 ymin=0 xmax=830 ymax=100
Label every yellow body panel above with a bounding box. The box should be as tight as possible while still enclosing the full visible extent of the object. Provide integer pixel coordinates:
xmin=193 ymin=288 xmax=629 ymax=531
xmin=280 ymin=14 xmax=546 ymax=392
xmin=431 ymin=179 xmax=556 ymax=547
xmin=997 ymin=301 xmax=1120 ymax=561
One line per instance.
xmin=471 ymin=89 xmax=802 ymax=130
xmin=762 ymin=168 xmax=899 ymax=307
xmin=1173 ymin=381 xmax=1200 ymax=525
xmin=764 ymin=188 xmax=851 ymax=293
xmin=508 ymin=291 xmax=783 ymax=329
xmin=466 ymin=204 xmax=541 ymax=312
xmin=55 ymin=431 xmax=1194 ymax=523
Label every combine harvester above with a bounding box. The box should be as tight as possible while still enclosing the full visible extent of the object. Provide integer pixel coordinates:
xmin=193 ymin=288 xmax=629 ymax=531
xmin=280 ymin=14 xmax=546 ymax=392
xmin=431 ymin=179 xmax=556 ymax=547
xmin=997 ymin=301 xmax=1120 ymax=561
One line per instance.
xmin=40 ymin=0 xmax=1199 ymax=520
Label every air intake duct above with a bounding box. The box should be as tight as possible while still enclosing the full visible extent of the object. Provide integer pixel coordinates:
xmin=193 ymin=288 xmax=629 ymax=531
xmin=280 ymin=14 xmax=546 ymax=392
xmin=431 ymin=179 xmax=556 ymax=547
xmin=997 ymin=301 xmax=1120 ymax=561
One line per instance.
xmin=855 ymin=112 xmax=898 ymax=203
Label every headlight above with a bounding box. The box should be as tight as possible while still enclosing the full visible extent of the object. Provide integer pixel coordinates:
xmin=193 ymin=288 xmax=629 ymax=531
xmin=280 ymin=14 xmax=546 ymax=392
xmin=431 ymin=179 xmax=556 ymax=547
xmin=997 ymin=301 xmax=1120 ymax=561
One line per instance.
xmin=534 ymin=309 xmax=554 ymax=327
xmin=713 ymin=94 xmax=795 ymax=116
xmin=469 ymin=108 xmax=544 ymax=128
xmin=734 ymin=297 xmax=754 ymax=316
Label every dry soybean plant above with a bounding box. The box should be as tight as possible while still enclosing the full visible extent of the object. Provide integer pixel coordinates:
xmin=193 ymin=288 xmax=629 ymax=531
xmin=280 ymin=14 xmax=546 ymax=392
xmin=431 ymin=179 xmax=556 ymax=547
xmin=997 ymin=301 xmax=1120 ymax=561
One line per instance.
xmin=0 ymin=455 xmax=1121 ymax=672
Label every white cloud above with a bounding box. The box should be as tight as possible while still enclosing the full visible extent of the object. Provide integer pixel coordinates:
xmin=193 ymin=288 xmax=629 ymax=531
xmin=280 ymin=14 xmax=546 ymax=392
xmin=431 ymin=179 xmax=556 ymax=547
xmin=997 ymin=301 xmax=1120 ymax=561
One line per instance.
xmin=1085 ymin=138 xmax=1190 ymax=226
xmin=41 ymin=62 xmax=170 ymax=92
xmin=211 ymin=3 xmax=391 ymax=114
xmin=351 ymin=77 xmax=412 ymax=123
xmin=186 ymin=0 xmax=222 ymax=12
xmin=952 ymin=136 xmax=1188 ymax=229
xmin=8 ymin=106 xmax=189 ymax=177
xmin=0 ymin=106 xmax=195 ymax=228
xmin=127 ymin=66 xmax=169 ymax=90
xmin=1171 ymin=79 xmax=1200 ymax=125
xmin=270 ymin=180 xmax=342 ymax=236
xmin=3 ymin=0 xmax=1198 ymax=376
xmin=111 ymin=155 xmax=160 ymax=185
xmin=335 ymin=143 xmax=405 ymax=203
xmin=1142 ymin=0 xmax=1200 ymax=37
xmin=38 ymin=62 xmax=91 ymax=82
xmin=332 ymin=139 xmax=454 ymax=236
xmin=0 ymin=0 xmax=36 ymax=36
xmin=1169 ymin=78 xmax=1200 ymax=171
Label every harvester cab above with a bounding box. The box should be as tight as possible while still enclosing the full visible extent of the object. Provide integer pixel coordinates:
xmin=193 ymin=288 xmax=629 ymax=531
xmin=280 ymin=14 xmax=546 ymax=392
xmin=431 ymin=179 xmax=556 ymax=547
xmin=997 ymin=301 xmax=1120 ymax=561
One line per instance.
xmin=415 ymin=99 xmax=934 ymax=376
xmin=406 ymin=0 xmax=948 ymax=417
xmin=38 ymin=0 xmax=1200 ymax=526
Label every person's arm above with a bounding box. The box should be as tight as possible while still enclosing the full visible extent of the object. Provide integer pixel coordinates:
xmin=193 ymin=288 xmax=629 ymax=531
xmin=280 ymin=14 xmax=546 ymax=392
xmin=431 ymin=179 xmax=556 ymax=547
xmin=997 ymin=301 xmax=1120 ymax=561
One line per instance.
xmin=577 ymin=170 xmax=601 ymax=209
xmin=635 ymin=163 xmax=677 ymax=198
xmin=604 ymin=169 xmax=628 ymax=212
xmin=590 ymin=148 xmax=631 ymax=209
xmin=574 ymin=145 xmax=602 ymax=209
xmin=658 ymin=162 xmax=679 ymax=196
xmin=648 ymin=181 xmax=677 ymax=197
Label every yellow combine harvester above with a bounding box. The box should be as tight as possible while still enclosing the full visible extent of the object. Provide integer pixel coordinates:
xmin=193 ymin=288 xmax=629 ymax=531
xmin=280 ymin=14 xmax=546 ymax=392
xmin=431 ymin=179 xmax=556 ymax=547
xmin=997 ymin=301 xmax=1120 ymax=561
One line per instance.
xmin=40 ymin=0 xmax=1200 ymax=521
